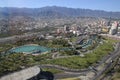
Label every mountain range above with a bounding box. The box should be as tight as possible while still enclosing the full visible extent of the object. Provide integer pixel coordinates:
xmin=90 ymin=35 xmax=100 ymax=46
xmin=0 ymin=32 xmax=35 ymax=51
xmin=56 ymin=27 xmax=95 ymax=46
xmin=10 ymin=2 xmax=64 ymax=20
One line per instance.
xmin=0 ymin=6 xmax=120 ymax=19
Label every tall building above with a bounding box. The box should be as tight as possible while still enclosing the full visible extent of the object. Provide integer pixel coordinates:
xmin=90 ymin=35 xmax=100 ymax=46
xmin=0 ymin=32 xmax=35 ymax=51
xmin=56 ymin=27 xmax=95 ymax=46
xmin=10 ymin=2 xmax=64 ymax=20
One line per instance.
xmin=109 ymin=21 xmax=119 ymax=35
xmin=57 ymin=28 xmax=63 ymax=34
xmin=107 ymin=17 xmax=111 ymax=26
xmin=64 ymin=25 xmax=69 ymax=32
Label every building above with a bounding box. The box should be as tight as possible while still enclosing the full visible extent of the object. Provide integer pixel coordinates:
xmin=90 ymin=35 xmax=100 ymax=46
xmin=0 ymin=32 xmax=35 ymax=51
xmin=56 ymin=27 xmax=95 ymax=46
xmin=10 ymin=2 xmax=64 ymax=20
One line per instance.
xmin=102 ymin=27 xmax=109 ymax=33
xmin=109 ymin=21 xmax=119 ymax=35
xmin=56 ymin=28 xmax=64 ymax=34
xmin=64 ymin=25 xmax=69 ymax=32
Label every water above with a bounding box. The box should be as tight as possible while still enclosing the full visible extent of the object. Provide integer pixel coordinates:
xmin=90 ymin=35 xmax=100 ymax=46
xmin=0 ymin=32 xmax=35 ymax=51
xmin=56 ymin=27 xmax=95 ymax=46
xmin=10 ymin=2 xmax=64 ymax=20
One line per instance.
xmin=82 ymin=39 xmax=92 ymax=48
xmin=9 ymin=35 xmax=99 ymax=54
xmin=9 ymin=45 xmax=51 ymax=54
xmin=81 ymin=35 xmax=98 ymax=48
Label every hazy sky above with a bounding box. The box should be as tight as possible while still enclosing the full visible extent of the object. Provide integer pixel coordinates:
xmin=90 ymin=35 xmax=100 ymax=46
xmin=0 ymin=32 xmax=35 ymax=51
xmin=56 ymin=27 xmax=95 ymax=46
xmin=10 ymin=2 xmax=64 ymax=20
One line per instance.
xmin=0 ymin=0 xmax=120 ymax=11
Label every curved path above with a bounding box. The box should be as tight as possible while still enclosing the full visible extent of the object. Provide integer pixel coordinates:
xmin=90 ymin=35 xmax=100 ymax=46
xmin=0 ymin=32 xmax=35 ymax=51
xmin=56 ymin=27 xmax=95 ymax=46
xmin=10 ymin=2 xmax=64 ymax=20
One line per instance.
xmin=92 ymin=42 xmax=120 ymax=80
xmin=39 ymin=43 xmax=120 ymax=80
xmin=41 ymin=43 xmax=119 ymax=73
xmin=39 ymin=64 xmax=90 ymax=73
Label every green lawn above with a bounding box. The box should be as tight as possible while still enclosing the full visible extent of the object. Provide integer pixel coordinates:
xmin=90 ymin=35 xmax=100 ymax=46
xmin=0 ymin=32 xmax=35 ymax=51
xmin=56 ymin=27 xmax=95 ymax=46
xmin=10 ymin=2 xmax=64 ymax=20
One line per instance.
xmin=0 ymin=44 xmax=15 ymax=52
xmin=0 ymin=37 xmax=119 ymax=76
xmin=111 ymin=73 xmax=120 ymax=80
xmin=42 ymin=68 xmax=63 ymax=74
xmin=39 ymin=38 xmax=117 ymax=69
xmin=70 ymin=37 xmax=77 ymax=42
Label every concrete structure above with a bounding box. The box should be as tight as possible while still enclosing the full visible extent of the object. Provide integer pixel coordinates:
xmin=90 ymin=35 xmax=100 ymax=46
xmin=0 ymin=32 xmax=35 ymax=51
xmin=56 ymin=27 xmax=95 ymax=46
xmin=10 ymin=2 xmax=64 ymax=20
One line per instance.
xmin=0 ymin=66 xmax=40 ymax=80
xmin=64 ymin=25 xmax=69 ymax=32
xmin=56 ymin=28 xmax=64 ymax=34
xmin=45 ymin=35 xmax=54 ymax=39
xmin=109 ymin=21 xmax=119 ymax=35
xmin=102 ymin=27 xmax=109 ymax=33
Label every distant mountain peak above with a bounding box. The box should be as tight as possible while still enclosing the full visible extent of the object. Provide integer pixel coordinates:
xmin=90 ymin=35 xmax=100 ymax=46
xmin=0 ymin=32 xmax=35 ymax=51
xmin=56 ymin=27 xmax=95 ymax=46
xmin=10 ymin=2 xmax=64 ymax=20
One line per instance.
xmin=0 ymin=6 xmax=120 ymax=19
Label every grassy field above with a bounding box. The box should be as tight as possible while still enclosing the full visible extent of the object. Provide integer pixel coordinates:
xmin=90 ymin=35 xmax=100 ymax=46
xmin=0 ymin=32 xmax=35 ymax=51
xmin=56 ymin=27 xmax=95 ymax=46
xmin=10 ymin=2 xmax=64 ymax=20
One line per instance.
xmin=0 ymin=44 xmax=16 ymax=52
xmin=70 ymin=37 xmax=77 ymax=42
xmin=111 ymin=72 xmax=120 ymax=80
xmin=39 ymin=38 xmax=117 ymax=69
xmin=0 ymin=36 xmax=119 ymax=76
xmin=42 ymin=68 xmax=63 ymax=74
xmin=60 ymin=77 xmax=80 ymax=80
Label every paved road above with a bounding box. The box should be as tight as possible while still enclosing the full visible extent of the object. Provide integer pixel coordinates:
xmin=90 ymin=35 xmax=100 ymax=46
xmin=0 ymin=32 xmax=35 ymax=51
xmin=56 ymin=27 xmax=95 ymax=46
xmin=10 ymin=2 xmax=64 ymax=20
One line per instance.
xmin=40 ymin=64 xmax=90 ymax=73
xmin=39 ymin=42 xmax=120 ymax=80
xmin=1 ymin=33 xmax=119 ymax=80
xmin=0 ymin=32 xmax=42 ymax=44
xmin=92 ymin=42 xmax=120 ymax=80
xmin=54 ymin=73 xmax=81 ymax=79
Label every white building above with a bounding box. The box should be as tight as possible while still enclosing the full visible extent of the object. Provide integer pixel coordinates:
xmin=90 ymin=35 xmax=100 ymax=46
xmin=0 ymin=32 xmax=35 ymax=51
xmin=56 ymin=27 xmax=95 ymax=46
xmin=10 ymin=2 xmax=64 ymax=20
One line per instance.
xmin=109 ymin=21 xmax=118 ymax=35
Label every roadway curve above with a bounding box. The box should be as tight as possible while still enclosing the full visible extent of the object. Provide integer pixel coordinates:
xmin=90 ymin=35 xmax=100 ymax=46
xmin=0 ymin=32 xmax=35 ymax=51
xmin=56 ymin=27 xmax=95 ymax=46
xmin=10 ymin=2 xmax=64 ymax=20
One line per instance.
xmin=92 ymin=42 xmax=120 ymax=80
xmin=39 ymin=42 xmax=120 ymax=80
xmin=39 ymin=64 xmax=90 ymax=73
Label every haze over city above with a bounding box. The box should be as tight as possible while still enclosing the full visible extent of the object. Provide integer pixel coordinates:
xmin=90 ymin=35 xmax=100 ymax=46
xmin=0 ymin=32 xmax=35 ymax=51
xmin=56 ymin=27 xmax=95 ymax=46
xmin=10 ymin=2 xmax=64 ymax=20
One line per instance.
xmin=0 ymin=0 xmax=120 ymax=11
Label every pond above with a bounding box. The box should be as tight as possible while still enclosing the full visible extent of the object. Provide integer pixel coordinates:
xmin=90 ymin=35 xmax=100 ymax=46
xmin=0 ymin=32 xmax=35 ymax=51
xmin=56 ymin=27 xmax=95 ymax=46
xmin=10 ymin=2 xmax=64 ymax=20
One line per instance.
xmin=9 ymin=44 xmax=51 ymax=54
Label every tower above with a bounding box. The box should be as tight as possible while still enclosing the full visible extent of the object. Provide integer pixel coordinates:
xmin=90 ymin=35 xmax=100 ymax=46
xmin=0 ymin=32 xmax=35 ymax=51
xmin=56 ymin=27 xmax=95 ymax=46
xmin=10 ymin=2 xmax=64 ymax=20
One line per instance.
xmin=109 ymin=21 xmax=118 ymax=35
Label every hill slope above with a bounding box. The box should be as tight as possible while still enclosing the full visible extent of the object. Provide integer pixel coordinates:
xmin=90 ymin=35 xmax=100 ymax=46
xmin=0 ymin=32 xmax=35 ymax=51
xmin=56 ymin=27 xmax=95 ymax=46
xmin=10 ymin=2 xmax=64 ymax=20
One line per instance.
xmin=0 ymin=6 xmax=120 ymax=19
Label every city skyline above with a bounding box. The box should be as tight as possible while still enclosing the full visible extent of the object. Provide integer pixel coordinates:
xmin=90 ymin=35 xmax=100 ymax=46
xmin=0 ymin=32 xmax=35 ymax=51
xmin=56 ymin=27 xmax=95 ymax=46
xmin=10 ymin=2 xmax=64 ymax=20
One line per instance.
xmin=0 ymin=0 xmax=120 ymax=12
